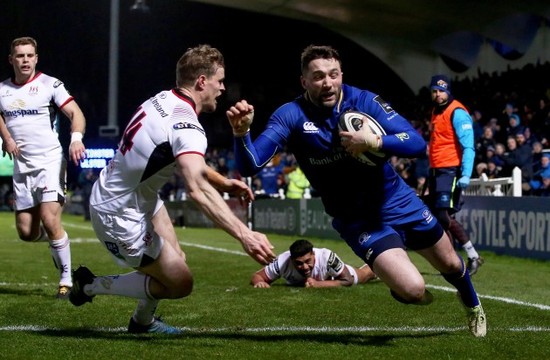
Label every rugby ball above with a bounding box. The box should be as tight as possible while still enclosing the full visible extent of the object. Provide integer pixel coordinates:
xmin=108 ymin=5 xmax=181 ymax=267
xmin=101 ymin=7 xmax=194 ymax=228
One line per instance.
xmin=338 ymin=110 xmax=387 ymax=166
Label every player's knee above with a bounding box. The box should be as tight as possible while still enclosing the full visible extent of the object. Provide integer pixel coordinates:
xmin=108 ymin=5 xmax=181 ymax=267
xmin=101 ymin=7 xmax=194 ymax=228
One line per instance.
xmin=170 ymin=271 xmax=194 ymax=299
xmin=18 ymin=225 xmax=47 ymax=242
xmin=19 ymin=232 xmax=44 ymax=242
xmin=442 ymin=256 xmax=467 ymax=280
xmin=19 ymin=236 xmax=36 ymax=242
xmin=390 ymin=282 xmax=428 ymax=305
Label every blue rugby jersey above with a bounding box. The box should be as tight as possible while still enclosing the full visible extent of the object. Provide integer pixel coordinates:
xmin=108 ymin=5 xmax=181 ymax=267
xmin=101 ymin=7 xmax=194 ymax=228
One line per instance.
xmin=234 ymin=84 xmax=426 ymax=221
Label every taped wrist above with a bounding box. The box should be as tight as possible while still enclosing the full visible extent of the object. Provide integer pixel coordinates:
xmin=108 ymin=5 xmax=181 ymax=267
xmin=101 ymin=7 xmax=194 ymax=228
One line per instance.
xmin=71 ymin=132 xmax=83 ymax=144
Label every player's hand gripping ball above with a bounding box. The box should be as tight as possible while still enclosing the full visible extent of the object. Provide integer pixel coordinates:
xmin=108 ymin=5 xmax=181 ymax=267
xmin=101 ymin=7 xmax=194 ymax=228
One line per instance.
xmin=338 ymin=110 xmax=387 ymax=166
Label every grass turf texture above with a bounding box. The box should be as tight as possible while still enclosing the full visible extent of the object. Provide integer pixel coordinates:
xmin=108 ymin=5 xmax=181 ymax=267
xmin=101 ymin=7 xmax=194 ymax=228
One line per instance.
xmin=1 ymin=212 xmax=549 ymax=359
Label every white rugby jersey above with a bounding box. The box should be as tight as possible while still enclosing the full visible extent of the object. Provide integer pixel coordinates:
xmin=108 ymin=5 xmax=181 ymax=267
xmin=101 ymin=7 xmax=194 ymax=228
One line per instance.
xmin=0 ymin=72 xmax=72 ymax=173
xmin=90 ymin=89 xmax=206 ymax=215
xmin=264 ymin=248 xmax=345 ymax=286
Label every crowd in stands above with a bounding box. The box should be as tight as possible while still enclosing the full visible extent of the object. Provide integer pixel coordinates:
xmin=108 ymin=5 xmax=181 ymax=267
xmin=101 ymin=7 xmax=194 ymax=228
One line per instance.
xmin=158 ymin=61 xmax=550 ymax=200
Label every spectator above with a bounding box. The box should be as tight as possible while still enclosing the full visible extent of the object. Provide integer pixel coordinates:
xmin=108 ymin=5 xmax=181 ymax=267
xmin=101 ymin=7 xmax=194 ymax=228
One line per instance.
xmin=536 ymin=173 xmax=550 ymax=196
xmin=475 ymin=162 xmax=488 ymax=178
xmin=531 ymin=141 xmax=545 ymax=173
xmin=522 ymin=126 xmax=538 ymax=148
xmin=475 ymin=126 xmax=497 ymax=164
xmin=487 ymin=117 xmax=506 ymax=144
xmin=285 ymin=166 xmax=311 ymax=199
xmin=515 ymin=131 xmax=534 ymax=187
xmin=470 ymin=110 xmax=484 ymax=142
xmin=505 ymin=114 xmax=523 ymax=138
xmin=528 ymin=154 xmax=550 ymax=195
xmin=486 ymin=160 xmax=501 ymax=179
xmin=503 ymin=136 xmax=532 ymax=193
xmin=253 ymin=157 xmax=285 ymax=198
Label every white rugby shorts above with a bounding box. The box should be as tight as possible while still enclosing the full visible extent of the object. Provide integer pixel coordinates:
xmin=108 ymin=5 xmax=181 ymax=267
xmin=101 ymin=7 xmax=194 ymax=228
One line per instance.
xmin=13 ymin=158 xmax=67 ymax=210
xmin=90 ymin=206 xmax=164 ymax=268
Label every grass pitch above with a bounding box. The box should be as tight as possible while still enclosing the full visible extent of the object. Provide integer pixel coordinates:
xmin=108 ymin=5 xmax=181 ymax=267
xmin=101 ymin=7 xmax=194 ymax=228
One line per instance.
xmin=1 ymin=212 xmax=549 ymax=359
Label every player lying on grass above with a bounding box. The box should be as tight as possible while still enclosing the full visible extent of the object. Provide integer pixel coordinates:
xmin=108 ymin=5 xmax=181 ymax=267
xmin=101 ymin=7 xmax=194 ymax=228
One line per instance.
xmin=251 ymin=239 xmax=376 ymax=288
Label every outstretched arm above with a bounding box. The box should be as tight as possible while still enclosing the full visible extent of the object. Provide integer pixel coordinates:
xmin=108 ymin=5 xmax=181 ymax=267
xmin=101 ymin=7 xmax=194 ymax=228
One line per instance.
xmin=177 ymin=153 xmax=275 ymax=265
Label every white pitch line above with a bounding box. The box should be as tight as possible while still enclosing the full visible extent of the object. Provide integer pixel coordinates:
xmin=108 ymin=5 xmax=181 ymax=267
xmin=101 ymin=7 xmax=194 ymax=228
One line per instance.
xmin=34 ymin=226 xmax=550 ymax=312
xmin=1 ymin=325 xmax=550 ymax=333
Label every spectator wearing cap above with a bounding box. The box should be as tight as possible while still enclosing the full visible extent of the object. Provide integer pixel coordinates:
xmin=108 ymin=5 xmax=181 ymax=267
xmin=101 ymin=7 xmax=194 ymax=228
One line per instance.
xmin=426 ymin=74 xmax=483 ymax=275
xmin=500 ymin=103 xmax=516 ymax=131
xmin=506 ymin=114 xmax=524 ymax=138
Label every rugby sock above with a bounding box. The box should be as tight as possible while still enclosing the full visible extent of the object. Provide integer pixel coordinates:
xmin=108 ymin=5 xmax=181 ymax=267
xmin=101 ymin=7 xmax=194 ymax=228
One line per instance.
xmin=86 ymin=271 xmax=153 ymax=299
xmin=441 ymin=257 xmax=480 ymax=308
xmin=132 ymin=299 xmax=159 ymax=325
xmin=449 ymin=219 xmax=479 ymax=259
xmin=49 ymin=232 xmax=72 ymax=287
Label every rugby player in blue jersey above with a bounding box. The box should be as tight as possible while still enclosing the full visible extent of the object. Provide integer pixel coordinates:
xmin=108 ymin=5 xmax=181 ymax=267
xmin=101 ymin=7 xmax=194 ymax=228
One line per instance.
xmin=226 ymin=45 xmax=486 ymax=337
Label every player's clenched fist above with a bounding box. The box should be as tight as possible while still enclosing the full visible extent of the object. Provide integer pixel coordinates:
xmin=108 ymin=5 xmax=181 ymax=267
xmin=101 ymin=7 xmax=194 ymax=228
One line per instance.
xmin=227 ymin=100 xmax=254 ymax=137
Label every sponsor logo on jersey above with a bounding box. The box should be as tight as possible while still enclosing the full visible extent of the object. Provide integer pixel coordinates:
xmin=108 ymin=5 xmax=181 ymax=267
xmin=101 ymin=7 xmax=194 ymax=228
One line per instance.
xmin=28 ymin=86 xmax=39 ymax=95
xmin=53 ymin=80 xmax=63 ymax=88
xmin=3 ymin=106 xmax=39 ymax=118
xmin=173 ymin=122 xmax=205 ymax=135
xmin=1 ymin=89 xmax=12 ymax=98
xmin=394 ymin=132 xmax=410 ymax=142
xmin=151 ymin=97 xmax=169 ymax=117
xmin=373 ymin=95 xmax=394 ymax=114
xmin=302 ymin=121 xmax=319 ymax=133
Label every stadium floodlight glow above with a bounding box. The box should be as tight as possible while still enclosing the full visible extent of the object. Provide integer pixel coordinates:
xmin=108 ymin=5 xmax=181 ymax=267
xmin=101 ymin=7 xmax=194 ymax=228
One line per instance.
xmin=130 ymin=0 xmax=150 ymax=13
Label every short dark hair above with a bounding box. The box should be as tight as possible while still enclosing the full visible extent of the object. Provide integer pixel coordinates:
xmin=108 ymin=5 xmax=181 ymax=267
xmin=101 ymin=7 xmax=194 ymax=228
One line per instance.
xmin=289 ymin=239 xmax=314 ymax=259
xmin=300 ymin=45 xmax=341 ymax=74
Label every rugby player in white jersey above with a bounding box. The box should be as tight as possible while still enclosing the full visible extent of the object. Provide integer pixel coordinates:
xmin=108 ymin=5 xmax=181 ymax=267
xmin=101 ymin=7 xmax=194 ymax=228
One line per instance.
xmin=251 ymin=239 xmax=376 ymax=288
xmin=68 ymin=44 xmax=276 ymax=334
xmin=0 ymin=37 xmax=87 ymax=299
